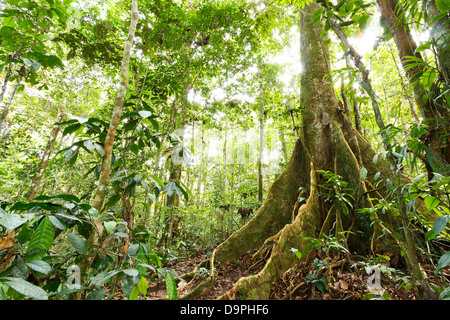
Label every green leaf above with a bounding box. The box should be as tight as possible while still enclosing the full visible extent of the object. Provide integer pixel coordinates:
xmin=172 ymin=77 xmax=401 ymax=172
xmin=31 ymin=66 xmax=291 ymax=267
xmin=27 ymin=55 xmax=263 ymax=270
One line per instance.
xmin=63 ymin=123 xmax=81 ymax=136
xmin=3 ymin=16 xmax=15 ymax=27
xmin=373 ymin=154 xmax=379 ymax=165
xmin=148 ymin=117 xmax=159 ymax=131
xmin=104 ymin=194 xmax=120 ymax=210
xmin=39 ymin=54 xmax=64 ymax=69
xmin=165 ymin=273 xmax=178 ymax=300
xmin=415 ymin=42 xmax=431 ymax=53
xmin=360 ymin=167 xmax=368 ymax=180
xmin=148 ymin=175 xmax=164 ymax=188
xmin=25 ymin=260 xmax=52 ymax=275
xmin=425 ymin=230 xmax=436 ymax=241
xmin=67 ymin=233 xmax=88 ymax=255
xmin=290 ymin=247 xmax=302 ymax=260
xmin=103 ymin=221 xmax=117 ymax=234
xmin=0 ymin=213 xmax=32 ymax=230
xmin=85 ymin=289 xmax=106 ymax=300
xmin=26 ymin=217 xmax=54 ymax=261
xmin=339 ymin=20 xmax=355 ymax=27
xmin=63 ymin=147 xmax=79 ymax=165
xmin=138 ymin=110 xmax=152 ymax=119
xmin=137 ymin=276 xmax=148 ymax=295
xmin=55 ymin=286 xmax=88 ymax=298
xmin=124 ymin=118 xmax=139 ymax=132
xmin=433 ymin=215 xmax=450 ymax=235
xmin=128 ymin=286 xmax=139 ymax=300
xmin=438 ymin=251 xmax=450 ymax=270
xmin=165 ymin=181 xmax=177 ymax=198
xmin=135 ymin=244 xmax=149 ymax=275
xmin=129 ymin=143 xmax=140 ymax=156
xmin=34 ymin=194 xmax=80 ymax=203
xmin=420 ymin=68 xmax=438 ymax=91
xmin=2 ymin=277 xmax=48 ymax=300
xmin=109 ymin=232 xmax=128 ymax=238
xmin=424 ymin=196 xmax=440 ymax=211
xmin=90 ymin=271 xmax=119 ymax=289
xmin=123 ymin=269 xmax=139 ymax=277
xmin=439 ymin=286 xmax=450 ymax=300
xmin=30 ymin=60 xmax=41 ymax=73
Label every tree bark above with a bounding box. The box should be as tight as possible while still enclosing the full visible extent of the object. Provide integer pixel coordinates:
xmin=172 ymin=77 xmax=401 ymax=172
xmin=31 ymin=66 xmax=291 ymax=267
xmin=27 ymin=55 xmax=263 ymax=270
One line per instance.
xmin=0 ymin=57 xmax=13 ymax=106
xmin=223 ymin=118 xmax=228 ymax=196
xmin=27 ymin=110 xmax=65 ymax=202
xmin=426 ymin=0 xmax=450 ymax=84
xmin=0 ymin=76 xmax=22 ymax=137
xmin=377 ymin=0 xmax=428 ymax=117
xmin=70 ymin=0 xmax=138 ymax=301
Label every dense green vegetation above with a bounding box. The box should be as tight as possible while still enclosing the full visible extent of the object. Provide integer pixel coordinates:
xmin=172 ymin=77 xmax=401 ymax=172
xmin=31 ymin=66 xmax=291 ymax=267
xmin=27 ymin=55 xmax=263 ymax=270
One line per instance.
xmin=0 ymin=0 xmax=449 ymax=300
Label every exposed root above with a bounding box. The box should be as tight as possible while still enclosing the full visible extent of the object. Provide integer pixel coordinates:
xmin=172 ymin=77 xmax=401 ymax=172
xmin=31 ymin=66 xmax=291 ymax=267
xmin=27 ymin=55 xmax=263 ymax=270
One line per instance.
xmin=249 ymin=232 xmax=281 ymax=269
xmin=181 ymin=247 xmax=218 ymax=300
xmin=181 ymin=276 xmax=214 ymax=300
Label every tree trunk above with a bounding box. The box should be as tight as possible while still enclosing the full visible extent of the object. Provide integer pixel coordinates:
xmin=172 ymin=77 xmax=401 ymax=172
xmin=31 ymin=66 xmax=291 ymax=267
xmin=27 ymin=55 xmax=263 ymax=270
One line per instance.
xmin=0 ymin=57 xmax=13 ymax=106
xmin=329 ymin=18 xmax=389 ymax=150
xmin=0 ymin=76 xmax=22 ymax=137
xmin=27 ymin=110 xmax=65 ymax=202
xmin=159 ymin=163 xmax=182 ymax=248
xmin=377 ymin=0 xmax=433 ymax=115
xmin=190 ymin=2 xmax=434 ymax=300
xmin=426 ymin=0 xmax=450 ymax=84
xmin=377 ymin=0 xmax=450 ymax=176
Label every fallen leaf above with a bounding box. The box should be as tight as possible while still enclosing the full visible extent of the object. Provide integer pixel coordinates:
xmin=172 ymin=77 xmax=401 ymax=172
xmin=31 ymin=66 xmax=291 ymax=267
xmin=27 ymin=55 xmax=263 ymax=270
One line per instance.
xmin=0 ymin=247 xmax=16 ymax=273
xmin=121 ymin=244 xmax=130 ymax=255
xmin=0 ymin=230 xmax=15 ymax=250
xmin=177 ymin=281 xmax=188 ymax=290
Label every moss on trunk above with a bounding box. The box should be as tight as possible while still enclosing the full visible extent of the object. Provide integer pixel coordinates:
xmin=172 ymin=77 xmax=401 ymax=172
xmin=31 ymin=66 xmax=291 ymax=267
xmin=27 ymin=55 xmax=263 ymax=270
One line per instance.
xmin=183 ymin=2 xmax=436 ymax=301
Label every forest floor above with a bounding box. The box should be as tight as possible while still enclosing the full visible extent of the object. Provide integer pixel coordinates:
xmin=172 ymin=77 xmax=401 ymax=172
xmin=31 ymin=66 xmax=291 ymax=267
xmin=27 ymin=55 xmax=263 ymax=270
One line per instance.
xmin=143 ymin=249 xmax=449 ymax=300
